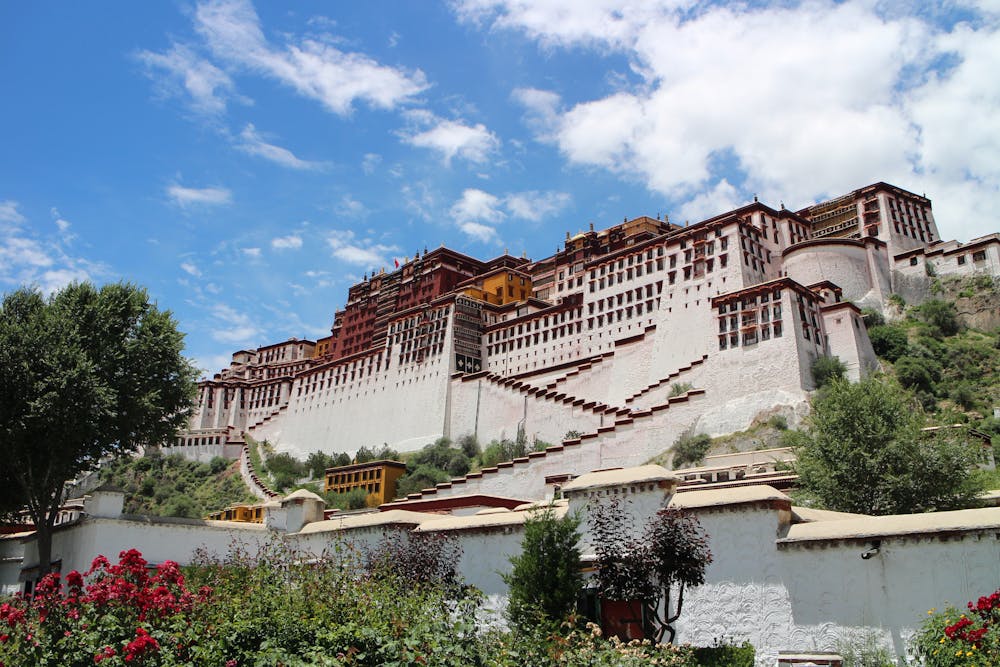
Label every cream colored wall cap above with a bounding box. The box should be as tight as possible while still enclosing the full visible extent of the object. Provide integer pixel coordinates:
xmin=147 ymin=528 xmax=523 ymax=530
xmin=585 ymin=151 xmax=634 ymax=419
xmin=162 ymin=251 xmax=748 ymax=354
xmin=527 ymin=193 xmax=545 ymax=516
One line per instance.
xmin=562 ymin=465 xmax=677 ymax=494
xmin=669 ymin=485 xmax=791 ymax=509
xmin=282 ymin=489 xmax=324 ymax=503
xmin=296 ymin=509 xmax=436 ymax=534
xmin=779 ymin=506 xmax=1000 ymax=543
xmin=415 ymin=503 xmax=569 ymax=533
xmin=791 ymin=506 xmax=869 ymax=523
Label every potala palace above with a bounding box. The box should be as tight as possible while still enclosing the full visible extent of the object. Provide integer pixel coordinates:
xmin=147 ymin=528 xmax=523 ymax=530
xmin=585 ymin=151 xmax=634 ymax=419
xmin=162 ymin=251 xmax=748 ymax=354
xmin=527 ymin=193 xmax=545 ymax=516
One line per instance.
xmin=176 ymin=182 xmax=1000 ymax=496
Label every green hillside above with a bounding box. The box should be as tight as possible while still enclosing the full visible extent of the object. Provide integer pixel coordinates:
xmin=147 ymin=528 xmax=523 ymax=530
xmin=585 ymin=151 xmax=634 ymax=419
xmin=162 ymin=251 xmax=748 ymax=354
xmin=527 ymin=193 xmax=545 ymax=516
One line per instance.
xmin=99 ymin=450 xmax=257 ymax=519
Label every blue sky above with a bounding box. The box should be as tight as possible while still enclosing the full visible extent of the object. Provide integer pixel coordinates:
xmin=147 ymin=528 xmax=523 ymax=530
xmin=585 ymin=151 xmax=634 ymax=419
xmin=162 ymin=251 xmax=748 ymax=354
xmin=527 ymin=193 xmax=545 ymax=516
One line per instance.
xmin=2 ymin=0 xmax=998 ymax=375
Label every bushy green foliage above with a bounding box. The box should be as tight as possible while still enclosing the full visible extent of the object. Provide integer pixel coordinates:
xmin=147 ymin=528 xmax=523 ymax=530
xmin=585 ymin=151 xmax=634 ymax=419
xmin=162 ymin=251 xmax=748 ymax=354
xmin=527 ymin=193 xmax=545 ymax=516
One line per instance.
xmin=810 ymin=355 xmax=847 ymax=389
xmin=0 ymin=540 xmax=743 ymax=666
xmin=868 ymin=324 xmax=909 ymax=361
xmin=894 ymin=355 xmax=938 ymax=394
xmin=793 ymin=376 xmax=986 ymax=515
xmin=917 ymin=299 xmax=961 ymax=338
xmin=767 ymin=415 xmax=788 ymax=431
xmin=100 ymin=451 xmax=256 ymax=518
xmin=669 ymin=382 xmax=694 ymax=397
xmin=860 ymin=307 xmax=885 ymax=328
xmin=458 ymin=433 xmax=481 ymax=459
xmin=396 ymin=464 xmax=450 ymax=497
xmin=324 ymin=487 xmax=369 ymax=510
xmin=691 ymin=641 xmax=756 ymax=667
xmin=672 ymin=433 xmax=712 ymax=468
xmin=481 ymin=438 xmax=527 ymax=468
xmin=837 ymin=632 xmax=898 ymax=667
xmin=504 ymin=507 xmax=583 ymax=626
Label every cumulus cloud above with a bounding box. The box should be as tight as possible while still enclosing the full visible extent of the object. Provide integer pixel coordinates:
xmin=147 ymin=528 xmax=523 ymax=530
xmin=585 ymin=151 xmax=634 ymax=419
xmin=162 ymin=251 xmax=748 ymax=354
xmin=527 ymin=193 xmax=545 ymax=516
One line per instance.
xmin=326 ymin=229 xmax=398 ymax=267
xmin=0 ymin=200 xmax=26 ymax=225
xmin=505 ymin=190 xmax=571 ymax=221
xmin=450 ymin=188 xmax=570 ymax=243
xmin=167 ymin=184 xmax=233 ymax=206
xmin=180 ymin=261 xmax=203 ymax=276
xmin=362 ymin=152 xmax=382 ymax=174
xmin=271 ymin=234 xmax=303 ymax=250
xmin=401 ymin=111 xmax=500 ymax=165
xmin=136 ymin=42 xmax=236 ymax=116
xmin=236 ymin=123 xmax=326 ymax=170
xmin=194 ymin=0 xmax=427 ymax=115
xmin=467 ymin=0 xmax=1000 ymax=239
xmin=0 ymin=201 xmax=108 ymax=293
xmin=210 ymin=302 xmax=263 ymax=344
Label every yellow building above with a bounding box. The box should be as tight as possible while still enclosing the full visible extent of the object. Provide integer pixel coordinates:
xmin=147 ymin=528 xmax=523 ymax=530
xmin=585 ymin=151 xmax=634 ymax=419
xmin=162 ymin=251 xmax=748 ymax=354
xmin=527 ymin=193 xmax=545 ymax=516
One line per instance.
xmin=206 ymin=503 xmax=265 ymax=523
xmin=462 ymin=267 xmax=532 ymax=306
xmin=324 ymin=460 xmax=408 ymax=507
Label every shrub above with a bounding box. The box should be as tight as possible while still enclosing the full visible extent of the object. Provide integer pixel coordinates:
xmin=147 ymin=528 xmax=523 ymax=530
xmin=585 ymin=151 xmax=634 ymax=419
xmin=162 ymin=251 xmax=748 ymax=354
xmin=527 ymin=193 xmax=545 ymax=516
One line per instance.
xmin=672 ymin=433 xmax=712 ymax=468
xmin=395 ymin=464 xmax=450 ymax=497
xmin=447 ymin=453 xmax=471 ymax=477
xmin=457 ymin=433 xmax=480 ymax=459
xmin=767 ymin=415 xmax=788 ymax=431
xmin=912 ymin=589 xmax=1000 ymax=666
xmin=894 ymin=355 xmax=938 ymax=395
xmin=888 ymin=293 xmax=906 ymax=308
xmin=325 ymin=486 xmax=369 ymax=510
xmin=669 ymin=382 xmax=694 ymax=397
xmin=692 ymin=640 xmax=756 ymax=667
xmin=0 ymin=549 xmax=206 ymax=666
xmin=918 ymin=299 xmax=961 ymax=338
xmin=868 ymin=324 xmax=909 ymax=361
xmin=811 ymin=356 xmax=847 ymax=389
xmin=504 ymin=507 xmax=583 ymax=627
xmin=861 ymin=307 xmax=885 ymax=328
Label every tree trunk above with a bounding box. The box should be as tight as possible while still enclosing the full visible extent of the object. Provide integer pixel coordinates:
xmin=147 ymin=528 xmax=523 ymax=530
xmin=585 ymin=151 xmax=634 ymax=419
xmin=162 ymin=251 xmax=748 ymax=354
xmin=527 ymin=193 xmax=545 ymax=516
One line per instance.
xmin=34 ymin=519 xmax=55 ymax=583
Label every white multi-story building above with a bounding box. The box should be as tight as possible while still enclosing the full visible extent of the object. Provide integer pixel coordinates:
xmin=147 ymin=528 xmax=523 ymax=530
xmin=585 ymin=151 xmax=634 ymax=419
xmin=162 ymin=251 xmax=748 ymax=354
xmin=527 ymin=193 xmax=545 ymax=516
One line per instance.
xmin=171 ymin=182 xmax=997 ymax=499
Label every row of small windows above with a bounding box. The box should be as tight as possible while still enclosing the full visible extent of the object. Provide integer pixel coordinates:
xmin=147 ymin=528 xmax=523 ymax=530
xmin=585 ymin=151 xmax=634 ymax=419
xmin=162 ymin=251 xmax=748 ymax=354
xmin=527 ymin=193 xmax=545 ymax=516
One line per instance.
xmin=718 ymin=322 xmax=784 ymax=349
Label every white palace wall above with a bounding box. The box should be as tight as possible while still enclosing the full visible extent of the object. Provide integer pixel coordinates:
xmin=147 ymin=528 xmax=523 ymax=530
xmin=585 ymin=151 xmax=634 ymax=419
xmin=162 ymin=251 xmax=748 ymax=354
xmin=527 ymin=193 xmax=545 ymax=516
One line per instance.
xmin=8 ymin=470 xmax=1000 ymax=667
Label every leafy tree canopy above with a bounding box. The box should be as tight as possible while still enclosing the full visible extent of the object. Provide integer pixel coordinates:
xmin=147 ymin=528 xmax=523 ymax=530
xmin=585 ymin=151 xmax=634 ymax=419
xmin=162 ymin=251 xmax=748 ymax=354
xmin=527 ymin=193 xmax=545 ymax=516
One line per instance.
xmin=0 ymin=283 xmax=198 ymax=571
xmin=792 ymin=375 xmax=986 ymax=515
xmin=504 ymin=506 xmax=583 ymax=627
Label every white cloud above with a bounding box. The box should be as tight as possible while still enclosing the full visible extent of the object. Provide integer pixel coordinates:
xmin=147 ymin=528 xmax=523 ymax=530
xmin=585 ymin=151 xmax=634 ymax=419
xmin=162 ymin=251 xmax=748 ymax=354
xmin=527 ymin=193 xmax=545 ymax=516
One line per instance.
xmin=465 ymin=1 xmax=1000 ymax=240
xmin=0 ymin=204 xmax=108 ymax=293
xmin=242 ymin=247 xmax=262 ymax=258
xmin=459 ymin=221 xmax=500 ymax=244
xmin=210 ymin=302 xmax=263 ymax=344
xmin=136 ymin=43 xmax=236 ymax=115
xmin=362 ymin=152 xmax=382 ymax=175
xmin=337 ymin=195 xmax=366 ymax=217
xmin=450 ymin=189 xmax=504 ymax=244
xmin=505 ymin=190 xmax=571 ymax=221
xmin=0 ymin=200 xmax=26 ymax=226
xmin=195 ymin=0 xmax=427 ymax=115
xmin=271 ymin=234 xmax=303 ymax=250
xmin=326 ymin=229 xmax=398 ymax=267
xmin=167 ymin=184 xmax=233 ymax=206
xmin=401 ymin=112 xmax=500 ymax=165
xmin=236 ymin=123 xmax=326 ymax=170
xmin=180 ymin=261 xmax=203 ymax=276
xmin=676 ymin=180 xmax=741 ymax=224
xmin=451 ymin=188 xmax=504 ymax=223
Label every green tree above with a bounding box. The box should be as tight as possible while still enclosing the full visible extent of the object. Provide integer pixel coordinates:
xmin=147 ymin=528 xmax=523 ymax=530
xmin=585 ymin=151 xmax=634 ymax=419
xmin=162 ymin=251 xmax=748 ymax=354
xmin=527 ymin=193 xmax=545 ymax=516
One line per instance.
xmin=504 ymin=506 xmax=583 ymax=626
xmin=811 ymin=355 xmax=847 ymax=389
xmin=671 ymin=433 xmax=712 ymax=468
xmin=0 ymin=283 xmax=197 ymax=573
xmin=917 ymin=299 xmax=961 ymax=338
xmin=868 ymin=324 xmax=909 ymax=361
xmin=793 ymin=376 xmax=985 ymax=515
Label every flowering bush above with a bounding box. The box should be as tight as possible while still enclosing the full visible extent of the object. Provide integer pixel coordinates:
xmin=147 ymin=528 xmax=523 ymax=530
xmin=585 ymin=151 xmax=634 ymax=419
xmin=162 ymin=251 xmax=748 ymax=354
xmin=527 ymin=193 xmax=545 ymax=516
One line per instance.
xmin=912 ymin=589 xmax=1000 ymax=666
xmin=0 ymin=549 xmax=207 ymax=666
xmin=0 ymin=541 xmax=739 ymax=666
